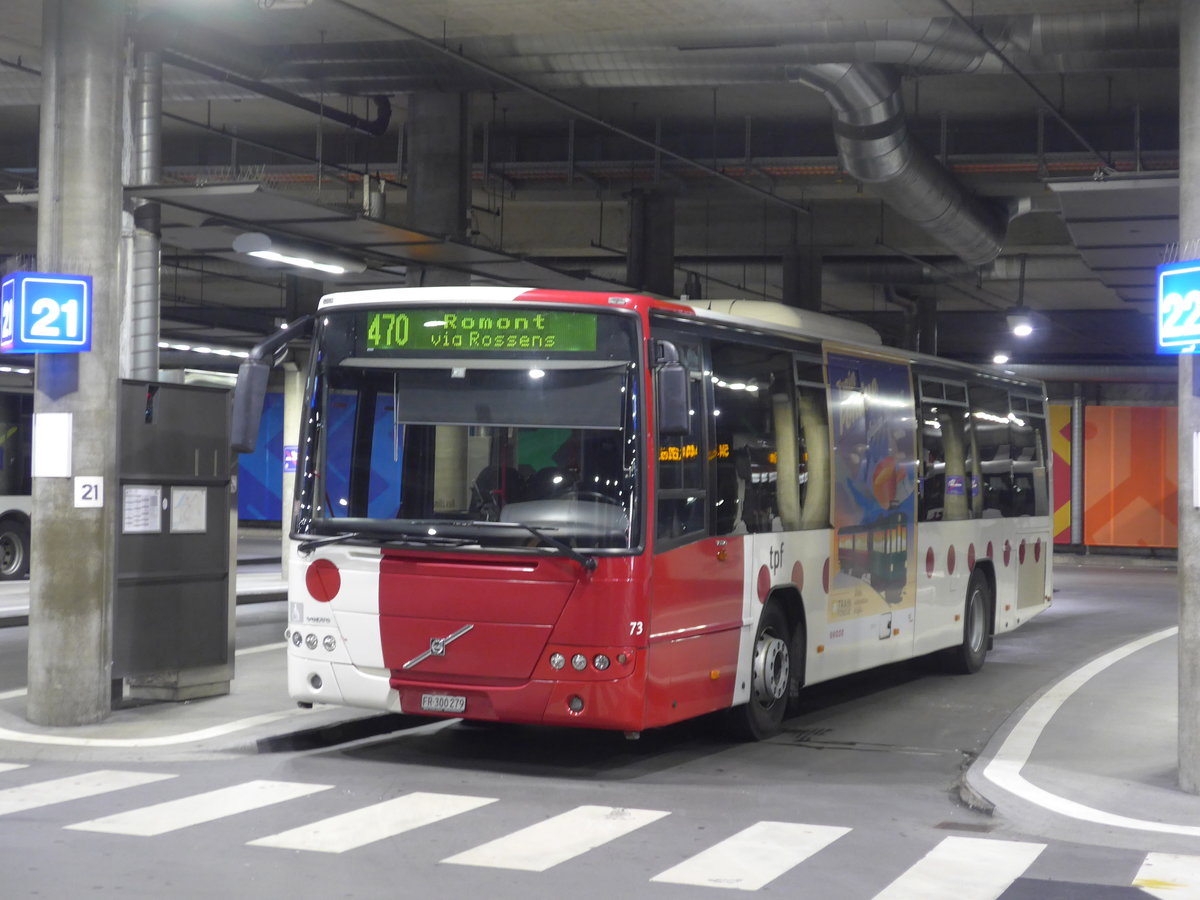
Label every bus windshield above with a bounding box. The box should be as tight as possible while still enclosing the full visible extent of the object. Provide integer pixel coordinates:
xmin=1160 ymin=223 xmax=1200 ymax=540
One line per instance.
xmin=296 ymin=306 xmax=642 ymax=552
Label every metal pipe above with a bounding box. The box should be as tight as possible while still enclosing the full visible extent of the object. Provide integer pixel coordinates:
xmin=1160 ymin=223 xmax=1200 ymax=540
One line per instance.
xmin=160 ymin=50 xmax=391 ymax=137
xmin=130 ymin=48 xmax=162 ymax=379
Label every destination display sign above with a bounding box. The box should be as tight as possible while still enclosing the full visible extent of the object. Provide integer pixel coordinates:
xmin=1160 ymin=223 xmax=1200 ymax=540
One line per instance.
xmin=361 ymin=308 xmax=598 ymax=353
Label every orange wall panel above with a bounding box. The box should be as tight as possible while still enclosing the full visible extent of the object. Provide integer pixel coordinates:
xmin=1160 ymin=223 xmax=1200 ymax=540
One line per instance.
xmin=1083 ymin=406 xmax=1177 ymax=548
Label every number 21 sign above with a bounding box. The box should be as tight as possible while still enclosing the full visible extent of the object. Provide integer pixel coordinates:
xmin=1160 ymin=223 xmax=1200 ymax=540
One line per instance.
xmin=0 ymin=271 xmax=92 ymax=354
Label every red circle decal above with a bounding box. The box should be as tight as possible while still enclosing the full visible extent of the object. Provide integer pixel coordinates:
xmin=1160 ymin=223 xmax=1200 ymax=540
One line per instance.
xmin=1019 ymin=539 xmax=1027 ymax=565
xmin=968 ymin=543 xmax=976 ymax=571
xmin=1034 ymin=538 xmax=1042 ymax=563
xmin=925 ymin=546 xmax=935 ymax=578
xmin=306 ymin=558 xmax=341 ymax=603
xmin=947 ymin=544 xmax=957 ymax=576
xmin=791 ymin=561 xmax=804 ymax=592
xmin=757 ymin=565 xmax=771 ymax=603
xmin=1003 ymin=540 xmax=1012 ymax=567
xmin=822 ymin=558 xmax=830 ymax=593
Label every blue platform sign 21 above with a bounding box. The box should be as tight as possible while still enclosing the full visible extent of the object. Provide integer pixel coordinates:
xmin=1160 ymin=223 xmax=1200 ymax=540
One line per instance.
xmin=1158 ymin=260 xmax=1200 ymax=355
xmin=0 ymin=271 xmax=92 ymax=354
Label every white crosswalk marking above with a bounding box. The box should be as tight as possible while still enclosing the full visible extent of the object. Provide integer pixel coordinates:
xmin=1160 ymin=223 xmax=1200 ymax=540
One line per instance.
xmin=249 ymin=791 xmax=497 ymax=853
xmin=651 ymin=820 xmax=851 ymax=891
xmin=0 ymin=763 xmax=27 ymax=774
xmin=442 ymin=804 xmax=669 ymax=872
xmin=871 ymin=836 xmax=1045 ymax=900
xmin=65 ymin=779 xmax=331 ymax=836
xmin=0 ymin=770 xmax=174 ymax=817
xmin=1134 ymin=852 xmax=1200 ymax=898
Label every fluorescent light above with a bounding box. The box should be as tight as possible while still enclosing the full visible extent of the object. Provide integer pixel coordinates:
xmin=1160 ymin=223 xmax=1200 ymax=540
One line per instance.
xmin=993 ymin=352 xmax=1010 ymax=364
xmin=232 ymin=232 xmax=365 ymax=276
xmin=248 ymin=249 xmax=349 ymax=275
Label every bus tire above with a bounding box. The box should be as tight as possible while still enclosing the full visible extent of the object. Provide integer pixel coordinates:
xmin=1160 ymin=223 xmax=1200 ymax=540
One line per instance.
xmin=945 ymin=570 xmax=990 ymax=674
xmin=786 ymin=614 xmax=807 ymax=715
xmin=726 ymin=602 xmax=790 ymax=740
xmin=0 ymin=515 xmax=29 ymax=581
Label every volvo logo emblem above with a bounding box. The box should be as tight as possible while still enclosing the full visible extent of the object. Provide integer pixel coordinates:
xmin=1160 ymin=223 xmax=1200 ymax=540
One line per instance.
xmin=403 ymin=624 xmax=474 ymax=670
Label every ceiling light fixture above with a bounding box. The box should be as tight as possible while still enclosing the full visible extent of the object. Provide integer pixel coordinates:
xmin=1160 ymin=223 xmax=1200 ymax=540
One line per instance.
xmin=1007 ymin=307 xmax=1034 ymax=338
xmin=1007 ymin=254 xmax=1036 ymax=338
xmin=232 ymin=232 xmax=365 ymax=276
xmin=992 ymin=352 xmax=1010 ymax=365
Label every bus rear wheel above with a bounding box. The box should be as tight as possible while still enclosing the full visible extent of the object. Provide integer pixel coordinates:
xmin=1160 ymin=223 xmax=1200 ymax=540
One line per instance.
xmin=0 ymin=516 xmax=29 ymax=581
xmin=945 ymin=570 xmax=990 ymax=674
xmin=727 ymin=603 xmax=790 ymax=740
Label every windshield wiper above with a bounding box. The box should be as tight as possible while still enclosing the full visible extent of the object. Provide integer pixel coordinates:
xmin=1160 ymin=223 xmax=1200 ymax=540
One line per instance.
xmin=297 ymin=529 xmax=473 ymax=553
xmin=515 ymin=523 xmax=597 ymax=571
xmin=298 ymin=532 xmax=366 ymax=553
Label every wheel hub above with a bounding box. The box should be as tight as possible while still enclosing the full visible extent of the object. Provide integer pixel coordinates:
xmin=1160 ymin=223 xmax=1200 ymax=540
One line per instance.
xmin=752 ymin=632 xmax=789 ymax=704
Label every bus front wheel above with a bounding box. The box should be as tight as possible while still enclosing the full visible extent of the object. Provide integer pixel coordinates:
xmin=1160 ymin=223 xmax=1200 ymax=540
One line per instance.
xmin=726 ymin=603 xmax=790 ymax=740
xmin=0 ymin=516 xmax=30 ymax=581
xmin=945 ymin=570 xmax=990 ymax=674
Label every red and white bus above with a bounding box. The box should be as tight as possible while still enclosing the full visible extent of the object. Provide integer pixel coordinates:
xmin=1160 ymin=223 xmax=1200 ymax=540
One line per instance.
xmin=233 ymin=287 xmax=1051 ymax=739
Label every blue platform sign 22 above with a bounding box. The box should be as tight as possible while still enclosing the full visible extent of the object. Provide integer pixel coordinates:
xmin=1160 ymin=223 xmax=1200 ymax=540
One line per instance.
xmin=0 ymin=271 xmax=92 ymax=354
xmin=1158 ymin=260 xmax=1200 ymax=355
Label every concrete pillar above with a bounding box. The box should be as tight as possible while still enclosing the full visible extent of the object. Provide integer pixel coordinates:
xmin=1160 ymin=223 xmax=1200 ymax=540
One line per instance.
xmin=26 ymin=0 xmax=127 ymax=726
xmin=1070 ymin=386 xmax=1084 ymax=546
xmin=1179 ymin=0 xmax=1200 ymax=793
xmin=406 ymin=92 xmax=469 ymax=287
xmin=782 ymin=247 xmax=821 ymax=311
xmin=626 ymin=189 xmax=675 ymax=297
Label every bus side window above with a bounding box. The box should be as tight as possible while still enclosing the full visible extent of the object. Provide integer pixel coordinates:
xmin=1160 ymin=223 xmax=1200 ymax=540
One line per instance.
xmin=709 ymin=343 xmax=791 ymax=535
xmin=655 ymin=339 xmax=706 ymax=546
xmin=918 ymin=378 xmax=970 ymax=522
xmin=795 ymin=364 xmax=830 ymax=530
xmin=969 ymin=383 xmax=1014 ymax=517
xmin=1011 ymin=396 xmax=1048 ymax=517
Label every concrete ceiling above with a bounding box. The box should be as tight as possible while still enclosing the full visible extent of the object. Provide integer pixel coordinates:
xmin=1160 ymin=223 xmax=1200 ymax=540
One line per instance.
xmin=0 ymin=0 xmax=1184 ymax=368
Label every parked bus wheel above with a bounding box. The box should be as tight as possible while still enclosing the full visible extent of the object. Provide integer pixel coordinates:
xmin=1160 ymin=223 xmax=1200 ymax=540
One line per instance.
xmin=727 ymin=602 xmax=790 ymax=740
xmin=945 ymin=570 xmax=990 ymax=674
xmin=0 ymin=515 xmax=29 ymax=581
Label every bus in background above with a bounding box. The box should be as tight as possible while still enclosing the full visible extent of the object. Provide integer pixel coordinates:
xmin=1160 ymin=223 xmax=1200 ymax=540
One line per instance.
xmin=0 ymin=390 xmax=31 ymax=580
xmin=232 ymin=287 xmax=1051 ymax=739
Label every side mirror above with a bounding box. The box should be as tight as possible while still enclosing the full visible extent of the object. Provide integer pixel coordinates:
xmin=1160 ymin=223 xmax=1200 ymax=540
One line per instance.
xmin=654 ymin=340 xmax=690 ymax=437
xmin=230 ymin=358 xmax=271 ymax=454
xmin=229 ymin=313 xmax=313 ymax=454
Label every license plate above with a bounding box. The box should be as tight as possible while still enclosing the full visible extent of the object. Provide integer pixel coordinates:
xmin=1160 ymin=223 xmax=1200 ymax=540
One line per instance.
xmin=420 ymin=693 xmax=467 ymax=714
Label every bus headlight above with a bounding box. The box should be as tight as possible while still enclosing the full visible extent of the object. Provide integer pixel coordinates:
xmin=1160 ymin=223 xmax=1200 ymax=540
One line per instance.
xmin=571 ymin=653 xmax=588 ymax=671
xmin=549 ymin=653 xmax=566 ymax=670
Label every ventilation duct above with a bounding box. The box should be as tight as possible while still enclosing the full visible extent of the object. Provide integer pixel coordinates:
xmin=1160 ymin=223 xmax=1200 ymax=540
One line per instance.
xmin=790 ymin=62 xmax=1006 ymax=267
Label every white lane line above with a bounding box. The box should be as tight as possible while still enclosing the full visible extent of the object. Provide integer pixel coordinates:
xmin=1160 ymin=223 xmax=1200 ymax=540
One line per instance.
xmin=0 ymin=709 xmax=313 ymax=748
xmin=871 ymin=836 xmax=1045 ymax=900
xmin=0 ymin=644 xmax=314 ymax=748
xmin=0 ymin=770 xmax=175 ymax=816
xmin=66 ymin=779 xmax=330 ymax=836
xmin=249 ymin=791 xmax=497 ymax=853
xmin=443 ymin=804 xmax=669 ymax=872
xmin=1134 ymin=852 xmax=1200 ymax=898
xmin=651 ymin=821 xmax=850 ymax=891
xmin=0 ymin=763 xmax=27 ymax=773
xmin=980 ymin=627 xmax=1198 ymax=836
